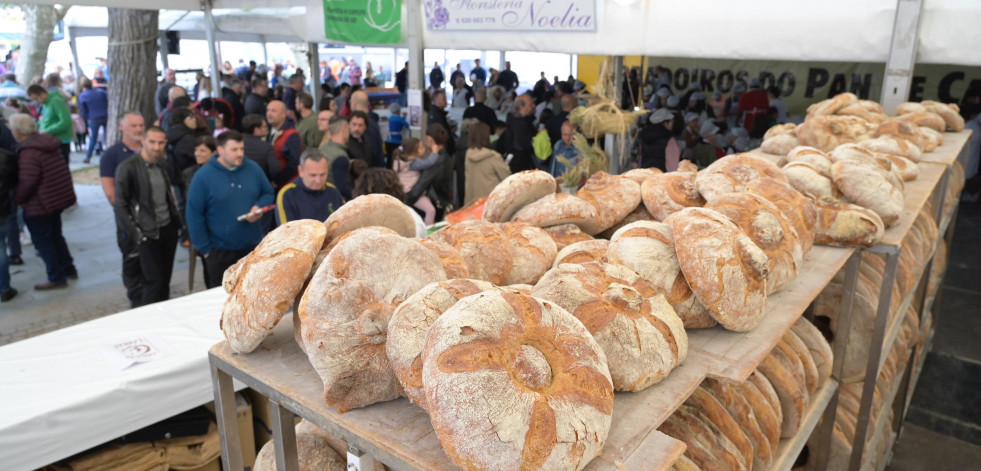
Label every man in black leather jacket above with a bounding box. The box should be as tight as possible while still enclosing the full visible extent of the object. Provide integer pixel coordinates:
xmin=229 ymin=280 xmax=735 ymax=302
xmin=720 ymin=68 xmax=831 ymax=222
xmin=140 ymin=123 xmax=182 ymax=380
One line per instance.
xmin=113 ymin=126 xmax=185 ymax=306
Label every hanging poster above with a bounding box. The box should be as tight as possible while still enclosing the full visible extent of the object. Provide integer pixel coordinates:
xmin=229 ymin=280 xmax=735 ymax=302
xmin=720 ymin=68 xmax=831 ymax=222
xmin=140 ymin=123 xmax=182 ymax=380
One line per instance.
xmin=424 ymin=0 xmax=597 ymax=32
xmin=408 ymin=89 xmax=423 ymax=130
xmin=323 ymin=0 xmax=402 ymax=44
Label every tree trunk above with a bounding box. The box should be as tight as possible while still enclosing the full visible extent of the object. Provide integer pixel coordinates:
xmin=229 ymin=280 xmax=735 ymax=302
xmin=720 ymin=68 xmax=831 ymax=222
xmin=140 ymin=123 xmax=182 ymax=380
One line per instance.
xmin=107 ymin=8 xmax=158 ymax=144
xmin=17 ymin=5 xmax=70 ymax=86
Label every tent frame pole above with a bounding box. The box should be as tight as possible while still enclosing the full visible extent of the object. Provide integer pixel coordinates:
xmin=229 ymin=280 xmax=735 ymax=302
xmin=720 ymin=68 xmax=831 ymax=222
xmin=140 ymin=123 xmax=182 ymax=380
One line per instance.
xmin=880 ymin=0 xmax=924 ymax=114
xmin=201 ymin=0 xmax=221 ymax=97
xmin=407 ymin=0 xmax=425 ymax=137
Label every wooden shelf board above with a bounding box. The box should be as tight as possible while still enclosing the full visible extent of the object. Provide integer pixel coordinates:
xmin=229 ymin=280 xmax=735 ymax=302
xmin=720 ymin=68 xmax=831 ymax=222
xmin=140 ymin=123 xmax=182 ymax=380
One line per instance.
xmin=875 ymin=162 xmax=947 ymax=249
xmin=917 ymin=130 xmax=972 ymax=166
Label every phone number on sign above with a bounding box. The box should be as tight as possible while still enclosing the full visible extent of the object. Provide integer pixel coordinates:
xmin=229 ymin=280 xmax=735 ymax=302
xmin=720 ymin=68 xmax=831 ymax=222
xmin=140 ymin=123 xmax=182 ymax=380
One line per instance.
xmin=455 ymin=17 xmax=496 ymax=24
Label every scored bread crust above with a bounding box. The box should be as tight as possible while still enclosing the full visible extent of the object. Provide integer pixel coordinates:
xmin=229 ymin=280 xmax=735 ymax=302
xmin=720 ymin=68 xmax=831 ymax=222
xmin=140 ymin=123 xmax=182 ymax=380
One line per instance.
xmin=667 ymin=208 xmax=769 ymax=332
xmin=684 ymin=388 xmax=754 ymax=471
xmin=640 ymin=172 xmax=706 ymax=221
xmin=745 ymin=177 xmax=818 ymax=254
xmin=429 ymin=220 xmax=513 ymax=285
xmin=783 ymin=161 xmax=840 ymax=200
xmin=298 ymin=229 xmax=447 ymax=412
xmin=701 ymin=378 xmax=774 ymax=470
xmin=543 ymin=223 xmax=594 ymax=251
xmin=422 ymin=291 xmax=614 ymax=471
xmin=323 ymin=194 xmax=418 ymax=241
xmin=813 ymin=198 xmax=885 ymax=248
xmin=607 ymin=221 xmax=716 ymax=329
xmin=511 ymin=193 xmax=600 ymax=231
xmin=786 ymin=146 xmax=833 ymax=175
xmin=695 ymin=153 xmax=789 ymax=204
xmin=781 ymin=330 xmax=820 ymax=394
xmin=598 ymin=203 xmax=656 ymax=239
xmin=576 ymin=172 xmax=642 ymax=235
xmin=417 ymin=238 xmax=470 ymax=279
xmin=482 ymin=170 xmax=556 ymax=223
xmin=622 ymin=167 xmax=663 ymax=184
xmin=659 ymin=407 xmax=729 ymax=471
xmin=737 ymin=374 xmax=783 ymax=448
xmin=790 ymin=317 xmax=834 ymax=386
xmin=221 ymin=220 xmax=327 ymax=353
xmin=552 ymin=239 xmax=609 ymax=268
xmin=531 ymin=262 xmax=687 ymax=391
xmin=386 ymin=279 xmax=498 ymax=409
xmin=757 ymin=345 xmax=809 ymax=438
xmin=500 ymin=222 xmax=558 ymax=285
xmin=858 ymin=136 xmax=923 ymax=162
xmin=831 ymin=159 xmax=905 ymax=227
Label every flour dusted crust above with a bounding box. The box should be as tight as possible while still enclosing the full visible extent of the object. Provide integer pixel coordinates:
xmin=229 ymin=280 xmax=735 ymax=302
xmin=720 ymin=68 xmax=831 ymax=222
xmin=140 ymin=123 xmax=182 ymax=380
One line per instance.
xmin=781 ymin=330 xmax=820 ymax=394
xmin=758 ymin=345 xmax=808 ymax=438
xmin=417 ymin=238 xmax=470 ymax=279
xmin=783 ymin=161 xmax=840 ymax=200
xmin=422 ymin=291 xmax=614 ymax=471
xmin=831 ymin=159 xmax=904 ymax=227
xmin=297 ymin=229 xmax=447 ymax=412
xmin=482 ymin=170 xmax=556 ymax=223
xmin=667 ymin=208 xmax=769 ymax=332
xmin=857 ymin=136 xmax=923 ymax=162
xmin=677 ymin=160 xmax=699 ymax=173
xmin=807 ymin=92 xmax=858 ymax=117
xmin=694 ymin=153 xmax=788 ymax=203
xmin=323 ymin=194 xmax=417 ymax=241
xmin=763 ymin=122 xmax=797 ymax=140
xmin=738 ymin=373 xmax=783 ymax=447
xmin=670 ymin=405 xmax=748 ymax=470
xmin=796 ymin=115 xmax=875 ymax=152
xmin=221 ymin=220 xmax=327 ymax=353
xmin=761 ymin=133 xmax=801 ymax=156
xmin=607 ymin=221 xmax=715 ymax=328
xmin=745 ymin=178 xmax=818 ymax=254
xmin=787 ymin=146 xmax=833 ymax=176
xmin=386 ymin=279 xmax=497 ymax=409
xmin=790 ymin=316 xmax=834 ymax=386
xmin=253 ymin=422 xmax=345 ymax=471
xmin=621 ymin=167 xmax=663 ymax=184
xmin=813 ymin=198 xmax=885 ymax=247
xmin=543 ymin=223 xmax=594 ymax=251
xmin=500 ymin=222 xmax=557 ymax=285
xmin=880 ymin=153 xmax=919 ymax=181
xmin=701 ymin=378 xmax=774 ymax=471
xmin=429 ymin=220 xmax=513 ymax=285
xmin=659 ymin=407 xmax=728 ymax=471
xmin=918 ymin=126 xmax=943 ymax=152
xmin=640 ymin=172 xmax=705 ymax=221
xmin=836 ymin=101 xmax=888 ymax=124
xmin=684 ymin=388 xmax=754 ymax=471
xmin=575 ymin=171 xmax=642 ymax=235
xmin=894 ymin=111 xmax=947 ymax=133
xmin=896 ymin=102 xmax=928 ymax=115
xmin=871 ymin=120 xmax=927 ymax=151
xmin=705 ymin=192 xmax=803 ymax=294
xmin=511 ymin=193 xmax=600 ymax=232
xmin=922 ymin=100 xmax=965 ymax=131
xmin=597 ymin=203 xmax=656 ymax=239
xmin=531 ymin=262 xmax=687 ymax=391
xmin=552 ymin=239 xmax=609 ymax=267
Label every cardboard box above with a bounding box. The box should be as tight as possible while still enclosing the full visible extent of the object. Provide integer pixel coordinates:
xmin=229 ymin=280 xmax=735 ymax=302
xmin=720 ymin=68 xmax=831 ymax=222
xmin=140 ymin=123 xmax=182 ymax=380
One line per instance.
xmin=183 ymin=457 xmax=220 ymax=471
xmin=248 ymin=388 xmax=301 ymax=450
xmin=205 ymin=392 xmax=257 ymax=470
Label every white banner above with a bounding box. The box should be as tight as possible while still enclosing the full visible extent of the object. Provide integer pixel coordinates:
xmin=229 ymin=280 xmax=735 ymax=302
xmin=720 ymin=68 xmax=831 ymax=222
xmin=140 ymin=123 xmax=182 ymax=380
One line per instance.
xmin=423 ymin=0 xmax=597 ymax=32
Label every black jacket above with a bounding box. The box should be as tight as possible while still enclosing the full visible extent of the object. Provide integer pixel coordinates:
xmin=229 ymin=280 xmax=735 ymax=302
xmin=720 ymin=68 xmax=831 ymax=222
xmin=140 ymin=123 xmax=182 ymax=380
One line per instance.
xmin=244 ymin=92 xmax=269 ymax=117
xmin=639 ymin=123 xmax=673 ymax=171
xmin=0 ymin=147 xmax=14 ymax=220
xmin=499 ymin=113 xmax=536 ymax=173
xmin=166 ymin=123 xmax=206 ymax=179
xmin=463 ymin=103 xmax=498 ymax=130
xmin=408 ymin=148 xmax=453 ymax=210
xmin=242 ymin=134 xmax=280 ymax=183
xmin=221 ymin=87 xmax=246 ymax=131
xmin=114 ymin=154 xmax=185 ymax=241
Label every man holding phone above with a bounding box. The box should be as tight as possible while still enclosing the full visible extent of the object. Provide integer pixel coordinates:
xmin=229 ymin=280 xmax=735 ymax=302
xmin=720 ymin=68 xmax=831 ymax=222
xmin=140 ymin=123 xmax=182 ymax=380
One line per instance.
xmin=185 ymin=131 xmax=274 ymax=288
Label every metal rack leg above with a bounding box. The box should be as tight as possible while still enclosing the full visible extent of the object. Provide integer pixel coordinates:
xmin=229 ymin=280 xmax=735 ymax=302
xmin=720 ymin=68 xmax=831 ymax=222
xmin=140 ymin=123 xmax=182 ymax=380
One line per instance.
xmin=210 ymin=363 xmax=243 ymax=471
xmin=347 ymin=445 xmax=377 ymax=471
xmin=814 ymin=250 xmax=862 ymax=471
xmin=271 ymin=400 xmax=300 ymax=471
xmin=848 ymin=251 xmax=900 ymax=471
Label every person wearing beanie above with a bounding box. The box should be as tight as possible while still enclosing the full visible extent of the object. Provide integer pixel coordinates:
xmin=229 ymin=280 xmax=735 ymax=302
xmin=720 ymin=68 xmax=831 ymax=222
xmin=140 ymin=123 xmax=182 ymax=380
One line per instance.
xmin=639 ymin=108 xmax=679 ymax=171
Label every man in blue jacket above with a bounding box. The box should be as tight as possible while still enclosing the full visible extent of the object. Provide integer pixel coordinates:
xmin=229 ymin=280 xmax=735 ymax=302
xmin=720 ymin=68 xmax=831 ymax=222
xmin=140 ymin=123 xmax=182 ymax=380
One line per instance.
xmin=185 ymin=130 xmax=274 ymax=288
xmin=275 ymin=148 xmax=345 ymax=224
xmin=78 ymin=77 xmax=108 ymax=163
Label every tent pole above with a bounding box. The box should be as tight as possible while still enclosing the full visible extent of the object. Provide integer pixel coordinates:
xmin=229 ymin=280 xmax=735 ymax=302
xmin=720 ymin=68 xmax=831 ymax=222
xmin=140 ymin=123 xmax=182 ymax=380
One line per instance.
xmin=201 ymin=0 xmax=221 ymax=97
xmin=308 ymin=42 xmax=321 ymax=111
xmin=406 ymin=0 xmax=425 ymax=136
xmin=880 ymin=0 xmax=924 ymax=114
xmin=260 ymin=35 xmax=269 ymax=68
xmin=67 ymin=26 xmax=82 ymax=79
xmin=609 ymin=55 xmax=624 ymax=174
xmin=158 ymin=32 xmax=169 ymax=71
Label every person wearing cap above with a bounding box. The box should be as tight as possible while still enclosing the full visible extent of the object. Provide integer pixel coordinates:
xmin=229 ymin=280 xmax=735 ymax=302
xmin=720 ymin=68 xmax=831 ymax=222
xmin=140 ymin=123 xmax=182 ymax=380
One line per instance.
xmin=639 ymin=108 xmax=679 ymax=172
xmin=681 ymin=81 xmax=702 ymax=110
xmin=666 ymin=94 xmax=685 ymax=139
xmin=692 ymin=121 xmax=725 ymax=168
xmin=647 ymin=86 xmax=671 ymax=110
xmin=738 ymin=77 xmax=769 ymax=131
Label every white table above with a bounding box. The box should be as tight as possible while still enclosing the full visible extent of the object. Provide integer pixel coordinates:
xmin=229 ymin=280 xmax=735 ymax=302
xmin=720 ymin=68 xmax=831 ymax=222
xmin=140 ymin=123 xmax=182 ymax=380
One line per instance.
xmin=0 ymin=288 xmax=241 ymax=471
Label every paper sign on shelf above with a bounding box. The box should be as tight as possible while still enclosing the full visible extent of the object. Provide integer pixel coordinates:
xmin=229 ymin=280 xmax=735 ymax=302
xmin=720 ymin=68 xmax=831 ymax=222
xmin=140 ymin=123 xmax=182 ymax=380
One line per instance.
xmin=101 ymin=334 xmax=174 ymax=371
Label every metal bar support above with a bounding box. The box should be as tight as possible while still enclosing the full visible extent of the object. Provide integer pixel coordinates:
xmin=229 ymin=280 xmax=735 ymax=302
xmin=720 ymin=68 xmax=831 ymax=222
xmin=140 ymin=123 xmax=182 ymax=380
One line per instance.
xmin=879 ymin=0 xmax=924 ymax=114
xmin=210 ymin=362 xmax=243 ymax=471
xmin=271 ymin=400 xmax=299 ymax=471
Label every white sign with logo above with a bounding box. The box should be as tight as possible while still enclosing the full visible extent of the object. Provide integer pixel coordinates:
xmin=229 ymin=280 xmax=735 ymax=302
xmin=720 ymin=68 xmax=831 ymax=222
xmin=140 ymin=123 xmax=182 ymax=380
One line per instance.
xmin=101 ymin=334 xmax=174 ymax=370
xmin=424 ymin=0 xmax=597 ymax=32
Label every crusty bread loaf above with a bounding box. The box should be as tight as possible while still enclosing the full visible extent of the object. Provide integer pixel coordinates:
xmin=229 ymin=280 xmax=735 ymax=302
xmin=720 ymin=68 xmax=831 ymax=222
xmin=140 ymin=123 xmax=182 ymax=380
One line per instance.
xmin=607 ymin=221 xmax=716 ymax=328
xmin=324 ymin=194 xmax=417 ymax=241
xmin=659 ymin=406 xmax=732 ymax=471
xmin=764 ymin=122 xmax=798 ymax=140
xmin=502 ymin=283 xmax=533 ymax=294
xmin=787 ymin=146 xmax=833 ymax=176
xmin=481 ymin=170 xmax=556 ymax=223
xmin=695 ymin=153 xmax=788 ymax=203
xmin=597 ymin=203 xmax=656 ymax=239
xmin=422 ymin=291 xmax=613 ymax=471
xmin=831 ymin=159 xmax=904 ymax=227
xmin=857 ymin=136 xmax=923 ymax=162
xmin=543 ymin=223 xmax=594 ymax=251
xmin=531 ymin=262 xmax=687 ymax=391
xmin=790 ymin=317 xmax=833 ymax=388
xmin=781 ymin=330 xmax=820 ymax=394
xmin=757 ymin=346 xmax=808 ymax=438
xmin=323 ymin=225 xmax=399 ymax=255
xmin=622 ymin=167 xmax=663 ymax=184
xmin=836 ymin=102 xmax=888 ymax=124
xmin=429 ymin=220 xmax=513 ymax=285
xmin=919 ymin=126 xmax=943 ymax=152
xmin=667 ymin=208 xmax=769 ymax=332
xmin=671 ymin=455 xmax=701 ymax=471
xmin=705 ymin=192 xmax=803 ymax=294
xmin=896 ymin=102 xmax=928 ymax=115
xmin=745 ymin=178 xmax=818 ymax=254
xmin=871 ymin=120 xmax=927 ymax=151
xmin=511 ymin=193 xmax=600 ymax=232
xmin=221 ymin=220 xmax=327 ymax=353
xmin=783 ymin=161 xmax=840 ymax=200
xmin=807 ymin=92 xmax=858 ymax=117
xmin=685 ymin=388 xmax=754 ymax=471
xmin=922 ymin=100 xmax=965 ymax=131
xmin=640 ymin=172 xmax=706 ymax=221
xmin=298 ymin=229 xmax=447 ymax=412
xmin=701 ymin=378 xmax=774 ymax=470
xmin=576 ymin=171 xmax=642 ymax=235
xmin=813 ymin=198 xmax=885 ymax=247
xmin=742 ymin=372 xmax=783 ymax=447
xmin=386 ymin=279 xmax=497 ymax=409
xmin=552 ymin=239 xmax=609 ymax=267
xmin=879 ymin=153 xmax=919 ymax=181
xmin=761 ymin=133 xmax=801 ymax=156
xmin=417 ymin=238 xmax=470 ymax=279
xmin=500 ymin=222 xmax=557 ymax=285
xmin=796 ymin=115 xmax=875 ymax=152
xmin=678 ymin=405 xmax=749 ymax=470
xmin=253 ymin=421 xmax=345 ymax=471
xmin=894 ymin=111 xmax=946 ymax=133
xmin=830 ymin=143 xmax=894 ymax=173
xmin=677 ymin=160 xmax=699 ymax=173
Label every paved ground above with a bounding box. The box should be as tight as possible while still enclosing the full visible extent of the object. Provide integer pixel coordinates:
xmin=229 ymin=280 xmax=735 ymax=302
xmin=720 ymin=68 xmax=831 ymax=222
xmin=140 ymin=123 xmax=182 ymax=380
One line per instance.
xmin=0 ymin=150 xmax=208 ymax=346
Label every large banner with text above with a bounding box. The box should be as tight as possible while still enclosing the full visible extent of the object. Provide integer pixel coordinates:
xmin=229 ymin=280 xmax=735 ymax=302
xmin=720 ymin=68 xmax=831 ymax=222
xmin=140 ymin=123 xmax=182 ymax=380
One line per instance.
xmin=323 ymin=0 xmax=402 ymax=44
xmin=424 ymin=0 xmax=596 ymax=32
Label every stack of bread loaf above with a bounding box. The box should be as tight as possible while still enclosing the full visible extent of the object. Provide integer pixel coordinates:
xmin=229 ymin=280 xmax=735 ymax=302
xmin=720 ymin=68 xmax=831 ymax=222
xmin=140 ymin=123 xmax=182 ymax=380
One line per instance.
xmin=661 ymin=316 xmax=832 ymax=470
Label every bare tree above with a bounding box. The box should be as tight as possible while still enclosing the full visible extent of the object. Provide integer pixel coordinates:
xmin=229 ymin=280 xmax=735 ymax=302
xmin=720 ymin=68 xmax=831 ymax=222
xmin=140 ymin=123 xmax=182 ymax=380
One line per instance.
xmin=106 ymin=8 xmax=159 ymax=144
xmin=16 ymin=4 xmax=71 ymax=86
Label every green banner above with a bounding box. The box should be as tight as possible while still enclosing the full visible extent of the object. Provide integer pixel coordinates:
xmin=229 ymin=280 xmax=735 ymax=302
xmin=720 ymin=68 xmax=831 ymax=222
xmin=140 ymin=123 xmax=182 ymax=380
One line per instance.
xmin=323 ymin=0 xmax=402 ymax=44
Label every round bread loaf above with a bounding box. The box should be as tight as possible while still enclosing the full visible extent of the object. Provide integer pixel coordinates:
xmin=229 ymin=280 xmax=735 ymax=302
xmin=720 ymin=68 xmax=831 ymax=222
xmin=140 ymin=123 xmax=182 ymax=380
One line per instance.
xmin=253 ymin=421 xmax=345 ymax=471
xmin=706 ymin=192 xmax=803 ymax=294
xmin=781 ymin=330 xmax=820 ymax=394
xmin=813 ymin=198 xmax=885 ymax=248
xmin=761 ymin=133 xmax=801 ymax=156
xmin=684 ymin=388 xmax=754 ymax=471
xmin=543 ymin=223 xmax=594 ymax=251
xmin=831 ymin=159 xmax=904 ymax=227
xmin=836 ymin=101 xmax=888 ymax=124
xmin=857 ymin=136 xmax=923 ymax=162
xmin=221 ymin=220 xmax=327 ymax=353
xmin=758 ymin=345 xmax=809 ymax=438
xmin=511 ymin=193 xmax=600 ymax=231
xmin=667 ymin=208 xmax=769 ymax=332
xmin=896 ymin=101 xmax=928 ymax=115
xmin=787 ymin=146 xmax=833 ymax=175
xmin=531 ymin=262 xmax=687 ymax=391
xmin=791 ymin=317 xmax=834 ymax=385
xmin=672 ymin=405 xmax=748 ymax=471
xmin=597 ymin=203 xmax=656 ymax=239
xmin=298 ymin=229 xmax=447 ymax=412
xmin=417 ymin=238 xmax=470 ymax=279
xmin=429 ymin=220 xmax=513 ymax=285
xmin=894 ymin=111 xmax=946 ymax=133
xmin=677 ymin=160 xmax=699 ymax=173
xmin=695 ymin=153 xmax=788 ymax=203
xmin=482 ymin=170 xmax=556 ymax=223
xmin=323 ymin=194 xmax=417 ymax=241
xmin=622 ymin=167 xmax=663 ymax=184
xmin=783 ymin=161 xmax=840 ymax=200
xmin=922 ymin=100 xmax=965 ymax=131
xmin=500 ymin=222 xmax=558 ymax=285
xmin=607 ymin=221 xmax=715 ymax=328
xmin=745 ymin=177 xmax=817 ymax=254
xmin=659 ymin=408 xmax=729 ymax=471
xmin=829 ymin=143 xmax=894 ymax=174
xmin=701 ymin=378 xmax=774 ymax=470
xmin=796 ymin=115 xmax=875 ymax=152
xmin=748 ymin=370 xmax=784 ymax=427
xmin=640 ymin=172 xmax=705 ymax=221
xmin=552 ymin=239 xmax=609 ymax=267
xmin=737 ymin=374 xmax=783 ymax=448
xmin=871 ymin=120 xmax=927 ymax=151
xmin=576 ymin=171 xmax=642 ymax=235
xmin=918 ymin=126 xmax=944 ymax=152
xmin=422 ymin=291 xmax=614 ymax=471
xmin=807 ymin=92 xmax=858 ymax=116
xmin=386 ymin=279 xmax=497 ymax=409
xmin=764 ymin=122 xmax=797 ymax=140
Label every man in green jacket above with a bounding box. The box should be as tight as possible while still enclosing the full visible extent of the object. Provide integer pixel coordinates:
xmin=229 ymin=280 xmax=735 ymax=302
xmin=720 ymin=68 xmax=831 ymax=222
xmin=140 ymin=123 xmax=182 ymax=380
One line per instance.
xmin=28 ymin=84 xmax=74 ymax=164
